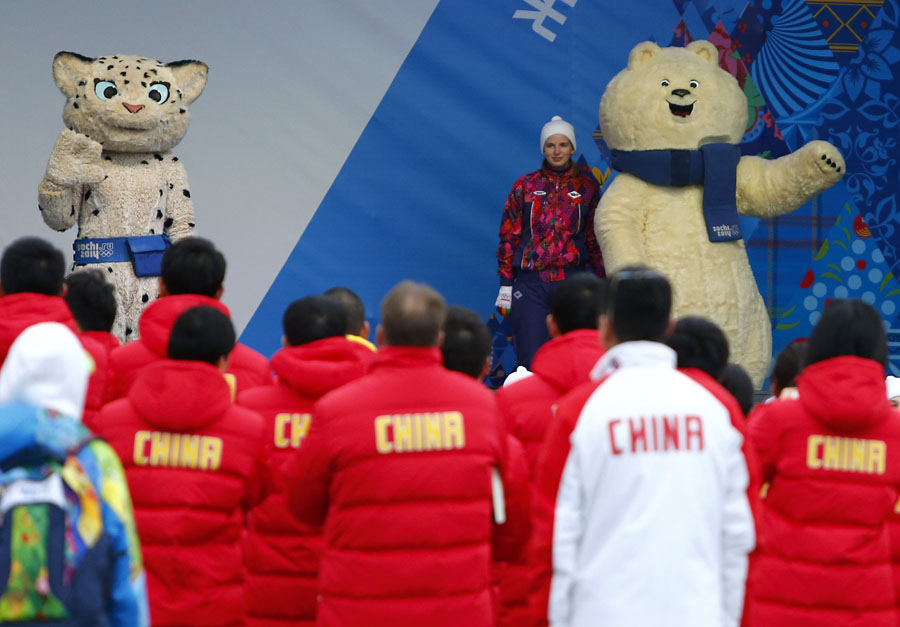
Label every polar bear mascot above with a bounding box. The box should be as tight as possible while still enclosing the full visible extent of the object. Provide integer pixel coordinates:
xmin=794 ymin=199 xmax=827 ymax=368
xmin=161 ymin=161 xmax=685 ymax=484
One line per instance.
xmin=38 ymin=52 xmax=208 ymax=341
xmin=596 ymin=40 xmax=845 ymax=385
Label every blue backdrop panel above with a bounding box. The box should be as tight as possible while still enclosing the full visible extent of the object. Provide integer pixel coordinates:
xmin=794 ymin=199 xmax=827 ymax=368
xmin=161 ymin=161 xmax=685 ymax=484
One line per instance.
xmin=242 ymin=0 xmax=900 ymax=381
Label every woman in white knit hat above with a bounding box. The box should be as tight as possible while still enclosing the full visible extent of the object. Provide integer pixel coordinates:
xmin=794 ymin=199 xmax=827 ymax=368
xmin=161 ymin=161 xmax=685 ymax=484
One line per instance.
xmin=495 ymin=115 xmax=605 ymax=368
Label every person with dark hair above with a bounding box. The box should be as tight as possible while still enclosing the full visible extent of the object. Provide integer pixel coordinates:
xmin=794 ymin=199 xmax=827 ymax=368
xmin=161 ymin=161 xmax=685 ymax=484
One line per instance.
xmin=323 ymin=285 xmax=375 ymax=346
xmin=531 ymin=267 xmax=755 ymax=626
xmin=440 ymin=306 xmax=533 ymax=627
xmin=237 ymin=295 xmax=367 ymax=625
xmin=64 ymin=270 xmax=121 ymax=424
xmin=167 ymin=305 xmax=236 ymax=365
xmin=108 ymin=237 xmax=271 ymax=399
xmin=91 ymin=305 xmax=266 ymax=626
xmin=745 ymin=299 xmax=900 ymax=626
xmin=0 ymin=237 xmax=110 ymax=420
xmin=284 ymin=281 xmax=527 ymax=626
xmin=769 ymin=340 xmax=807 ymax=400
xmin=496 ymin=115 xmax=604 ymax=369
xmin=667 ymin=315 xmax=730 ymax=380
xmin=441 ymin=306 xmax=494 ymax=380
xmin=65 ymin=270 xmax=119 ymax=345
xmin=0 ymin=235 xmax=66 ymax=296
xmin=719 ymin=363 xmax=755 ymax=417
xmin=496 ymin=273 xmax=607 ymax=476
xmin=0 ymin=236 xmax=71 ymax=362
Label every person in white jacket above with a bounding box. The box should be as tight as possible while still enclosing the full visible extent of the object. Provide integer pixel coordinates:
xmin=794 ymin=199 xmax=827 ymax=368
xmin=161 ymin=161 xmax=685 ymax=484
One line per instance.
xmin=531 ymin=267 xmax=755 ymax=627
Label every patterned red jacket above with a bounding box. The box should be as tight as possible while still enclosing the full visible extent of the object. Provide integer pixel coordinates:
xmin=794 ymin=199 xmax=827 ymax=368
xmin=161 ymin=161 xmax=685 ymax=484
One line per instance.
xmin=107 ymin=294 xmax=271 ymax=399
xmin=497 ymin=161 xmax=602 ymax=285
xmin=746 ymin=356 xmax=900 ymax=626
xmin=237 ymin=337 xmax=368 ymax=626
xmin=92 ymin=359 xmax=266 ymax=626
xmin=496 ymin=329 xmax=605 ymax=477
xmin=284 ymin=346 xmax=529 ymax=626
xmin=0 ymin=292 xmax=109 ymax=420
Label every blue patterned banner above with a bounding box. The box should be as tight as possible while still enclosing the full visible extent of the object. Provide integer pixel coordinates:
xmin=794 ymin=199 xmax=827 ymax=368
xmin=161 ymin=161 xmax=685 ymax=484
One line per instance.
xmin=242 ymin=0 xmax=900 ymax=382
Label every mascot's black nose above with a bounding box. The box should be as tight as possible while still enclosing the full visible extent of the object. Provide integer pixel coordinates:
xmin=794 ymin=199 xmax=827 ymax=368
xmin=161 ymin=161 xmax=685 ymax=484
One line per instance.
xmin=671 ymin=88 xmax=691 ymax=98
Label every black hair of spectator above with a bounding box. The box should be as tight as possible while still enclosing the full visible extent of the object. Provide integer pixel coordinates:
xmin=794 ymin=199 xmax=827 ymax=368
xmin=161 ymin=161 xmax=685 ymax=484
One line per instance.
xmin=0 ymin=236 xmax=65 ymax=296
xmin=283 ymin=295 xmax=348 ymax=347
xmin=719 ymin=363 xmax=755 ymax=417
xmin=168 ymin=306 xmax=235 ymax=365
xmin=607 ymin=266 xmax=671 ymax=343
xmin=380 ymin=281 xmax=446 ymax=347
xmin=160 ymin=237 xmax=225 ymax=298
xmin=550 ymin=273 xmax=607 ymax=334
xmin=666 ymin=315 xmax=729 ymax=379
xmin=770 ymin=339 xmax=808 ymax=396
xmin=64 ymin=270 xmax=117 ymax=332
xmin=442 ymin=306 xmax=492 ymax=379
xmin=806 ymin=299 xmax=888 ymax=367
xmin=323 ymin=286 xmax=366 ymax=336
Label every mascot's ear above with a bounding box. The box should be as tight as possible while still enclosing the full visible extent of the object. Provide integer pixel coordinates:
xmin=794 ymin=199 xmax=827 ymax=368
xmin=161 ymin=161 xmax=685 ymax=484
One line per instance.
xmin=686 ymin=40 xmax=719 ymax=66
xmin=167 ymin=60 xmax=209 ymax=106
xmin=628 ymin=41 xmax=661 ymax=69
xmin=53 ymin=51 xmax=94 ymax=98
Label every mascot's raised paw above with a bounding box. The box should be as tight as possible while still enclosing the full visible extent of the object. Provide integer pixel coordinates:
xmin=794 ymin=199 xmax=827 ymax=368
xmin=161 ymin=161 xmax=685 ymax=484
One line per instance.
xmin=45 ymin=129 xmax=105 ymax=187
xmin=803 ymin=139 xmax=845 ymax=182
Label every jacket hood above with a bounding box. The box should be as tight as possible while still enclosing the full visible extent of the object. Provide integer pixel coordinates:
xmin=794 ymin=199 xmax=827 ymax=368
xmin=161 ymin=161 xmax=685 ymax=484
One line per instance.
xmin=0 ymin=322 xmax=88 ymax=420
xmin=531 ymin=329 xmax=605 ymax=392
xmin=0 ymin=293 xmax=75 ymax=362
xmin=798 ymin=356 xmax=893 ymax=432
xmin=271 ymin=337 xmax=367 ymax=399
xmin=129 ymin=360 xmax=231 ymax=430
xmin=138 ymin=294 xmax=230 ymax=357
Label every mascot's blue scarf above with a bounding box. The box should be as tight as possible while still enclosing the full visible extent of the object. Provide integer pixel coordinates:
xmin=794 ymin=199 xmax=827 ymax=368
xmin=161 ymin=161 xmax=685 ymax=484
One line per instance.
xmin=610 ymin=143 xmax=742 ymax=242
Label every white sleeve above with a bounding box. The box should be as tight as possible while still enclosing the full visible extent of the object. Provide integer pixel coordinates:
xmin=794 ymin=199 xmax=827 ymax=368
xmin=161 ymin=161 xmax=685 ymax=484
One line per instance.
xmin=721 ymin=432 xmax=756 ymax=627
xmin=548 ymin=447 xmax=584 ymax=627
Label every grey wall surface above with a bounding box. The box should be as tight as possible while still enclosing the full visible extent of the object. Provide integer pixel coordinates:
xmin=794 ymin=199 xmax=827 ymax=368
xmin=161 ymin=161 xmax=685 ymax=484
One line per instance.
xmin=0 ymin=0 xmax=438 ymax=333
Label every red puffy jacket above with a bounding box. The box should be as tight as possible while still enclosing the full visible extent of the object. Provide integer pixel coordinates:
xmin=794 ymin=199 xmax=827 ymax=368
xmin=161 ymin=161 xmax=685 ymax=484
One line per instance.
xmin=284 ymin=346 xmax=528 ymax=626
xmin=237 ymin=337 xmax=368 ymax=626
xmin=496 ymin=329 xmax=604 ymax=477
xmin=92 ymin=359 xmax=266 ymax=626
xmin=107 ymin=294 xmax=271 ymax=399
xmin=746 ymin=356 xmax=900 ymax=626
xmin=0 ymin=292 xmax=109 ymax=419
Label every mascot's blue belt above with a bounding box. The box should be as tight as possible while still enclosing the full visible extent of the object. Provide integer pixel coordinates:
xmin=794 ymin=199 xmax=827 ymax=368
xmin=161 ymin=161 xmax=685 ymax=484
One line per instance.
xmin=73 ymin=235 xmax=171 ymax=277
xmin=610 ymin=143 xmax=743 ymax=243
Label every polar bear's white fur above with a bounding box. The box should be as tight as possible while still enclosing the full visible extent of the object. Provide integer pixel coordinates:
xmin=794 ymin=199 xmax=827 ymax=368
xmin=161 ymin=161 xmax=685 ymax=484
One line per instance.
xmin=38 ymin=52 xmax=207 ymax=341
xmin=596 ymin=40 xmax=845 ymax=385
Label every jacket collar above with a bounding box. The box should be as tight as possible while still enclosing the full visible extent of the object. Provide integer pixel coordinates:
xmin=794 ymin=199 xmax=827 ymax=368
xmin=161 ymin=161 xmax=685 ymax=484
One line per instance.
xmin=590 ymin=341 xmax=675 ymax=381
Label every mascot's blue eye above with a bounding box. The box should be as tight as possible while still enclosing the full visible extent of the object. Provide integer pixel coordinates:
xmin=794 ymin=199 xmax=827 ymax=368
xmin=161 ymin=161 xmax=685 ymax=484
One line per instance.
xmin=148 ymin=82 xmax=170 ymax=104
xmin=660 ymin=79 xmax=670 ymax=87
xmin=690 ymin=80 xmax=700 ymax=89
xmin=94 ymin=80 xmax=118 ymax=100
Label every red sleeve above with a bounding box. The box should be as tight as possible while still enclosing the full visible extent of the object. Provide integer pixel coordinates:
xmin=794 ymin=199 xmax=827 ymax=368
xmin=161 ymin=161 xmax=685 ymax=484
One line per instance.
xmin=283 ymin=406 xmax=332 ymax=528
xmin=243 ymin=410 xmax=270 ymax=511
xmin=497 ymin=178 xmax=525 ymax=285
xmin=492 ymin=434 xmax=531 ymax=562
xmin=747 ymin=401 xmax=786 ymax=484
xmin=528 ymin=380 xmax=601 ymax=626
xmin=682 ymin=368 xmax=761 ymax=519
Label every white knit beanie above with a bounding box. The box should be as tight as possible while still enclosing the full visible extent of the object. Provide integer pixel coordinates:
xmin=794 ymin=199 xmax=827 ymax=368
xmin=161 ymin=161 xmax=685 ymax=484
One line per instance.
xmin=540 ymin=115 xmax=576 ymax=152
